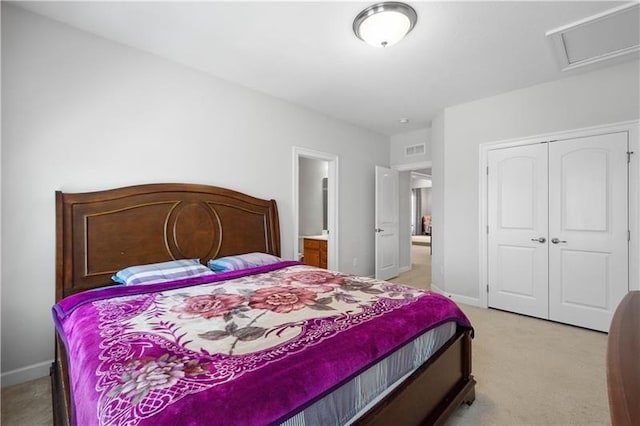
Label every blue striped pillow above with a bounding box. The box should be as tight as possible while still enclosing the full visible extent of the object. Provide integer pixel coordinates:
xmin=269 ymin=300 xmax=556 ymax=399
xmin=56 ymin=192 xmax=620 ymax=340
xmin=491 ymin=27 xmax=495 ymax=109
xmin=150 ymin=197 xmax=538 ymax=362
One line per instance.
xmin=112 ymin=259 xmax=215 ymax=286
xmin=207 ymin=252 xmax=282 ymax=272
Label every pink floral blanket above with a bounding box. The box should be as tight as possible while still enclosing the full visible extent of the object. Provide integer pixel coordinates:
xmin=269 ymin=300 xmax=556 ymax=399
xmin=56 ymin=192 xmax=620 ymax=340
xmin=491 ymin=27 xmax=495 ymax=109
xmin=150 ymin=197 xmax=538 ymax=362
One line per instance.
xmin=53 ymin=261 xmax=471 ymax=425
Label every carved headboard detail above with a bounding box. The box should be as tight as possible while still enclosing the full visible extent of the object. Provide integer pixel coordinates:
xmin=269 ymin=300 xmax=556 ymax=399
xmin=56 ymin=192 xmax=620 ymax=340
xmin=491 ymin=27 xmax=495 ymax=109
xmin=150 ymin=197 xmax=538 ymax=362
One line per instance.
xmin=56 ymin=183 xmax=280 ymax=300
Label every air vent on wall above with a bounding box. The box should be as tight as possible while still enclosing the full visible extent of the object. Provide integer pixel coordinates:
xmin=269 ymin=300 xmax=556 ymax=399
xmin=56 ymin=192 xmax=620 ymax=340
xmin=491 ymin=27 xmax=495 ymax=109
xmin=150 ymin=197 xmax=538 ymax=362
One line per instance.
xmin=546 ymin=3 xmax=640 ymax=72
xmin=405 ymin=143 xmax=426 ymax=157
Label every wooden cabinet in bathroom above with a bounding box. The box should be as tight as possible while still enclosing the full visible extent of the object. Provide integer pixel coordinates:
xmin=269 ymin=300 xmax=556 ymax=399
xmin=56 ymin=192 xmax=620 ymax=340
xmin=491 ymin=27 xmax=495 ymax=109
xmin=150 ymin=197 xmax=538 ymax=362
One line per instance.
xmin=303 ymin=238 xmax=327 ymax=269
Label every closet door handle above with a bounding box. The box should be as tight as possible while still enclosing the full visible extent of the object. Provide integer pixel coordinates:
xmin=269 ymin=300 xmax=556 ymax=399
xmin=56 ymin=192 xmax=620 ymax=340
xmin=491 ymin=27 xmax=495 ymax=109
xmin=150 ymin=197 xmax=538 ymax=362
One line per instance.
xmin=375 ymin=228 xmax=384 ymax=233
xmin=551 ymin=238 xmax=567 ymax=244
xmin=531 ymin=237 xmax=546 ymax=243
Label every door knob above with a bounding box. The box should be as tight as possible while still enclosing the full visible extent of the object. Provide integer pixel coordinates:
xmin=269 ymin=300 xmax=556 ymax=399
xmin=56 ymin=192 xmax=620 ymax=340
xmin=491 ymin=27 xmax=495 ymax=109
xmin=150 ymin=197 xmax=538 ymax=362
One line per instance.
xmin=551 ymin=238 xmax=567 ymax=244
xmin=375 ymin=228 xmax=384 ymax=233
xmin=531 ymin=237 xmax=546 ymax=243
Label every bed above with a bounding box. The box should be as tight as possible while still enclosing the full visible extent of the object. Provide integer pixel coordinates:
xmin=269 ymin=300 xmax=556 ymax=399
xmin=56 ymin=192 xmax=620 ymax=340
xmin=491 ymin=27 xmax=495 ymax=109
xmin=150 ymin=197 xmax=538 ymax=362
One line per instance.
xmin=51 ymin=183 xmax=475 ymax=425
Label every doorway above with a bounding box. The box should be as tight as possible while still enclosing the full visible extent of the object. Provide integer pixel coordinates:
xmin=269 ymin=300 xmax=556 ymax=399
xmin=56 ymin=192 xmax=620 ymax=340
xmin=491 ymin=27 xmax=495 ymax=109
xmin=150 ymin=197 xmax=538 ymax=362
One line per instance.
xmin=293 ymin=147 xmax=338 ymax=270
xmin=409 ymin=170 xmax=432 ymax=288
xmin=392 ymin=161 xmax=433 ymax=289
xmin=410 ymin=170 xmax=432 ymax=248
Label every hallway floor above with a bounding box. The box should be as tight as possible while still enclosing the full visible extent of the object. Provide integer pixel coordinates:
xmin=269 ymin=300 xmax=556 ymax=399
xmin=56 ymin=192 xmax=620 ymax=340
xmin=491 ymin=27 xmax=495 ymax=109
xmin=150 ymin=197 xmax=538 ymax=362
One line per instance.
xmin=390 ymin=243 xmax=431 ymax=290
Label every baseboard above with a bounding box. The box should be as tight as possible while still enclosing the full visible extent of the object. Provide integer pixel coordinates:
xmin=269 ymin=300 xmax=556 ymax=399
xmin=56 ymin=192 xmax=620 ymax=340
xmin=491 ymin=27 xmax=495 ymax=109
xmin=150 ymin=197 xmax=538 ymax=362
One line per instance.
xmin=430 ymin=284 xmax=482 ymax=308
xmin=1 ymin=359 xmax=52 ymax=387
xmin=398 ymin=265 xmax=411 ymax=274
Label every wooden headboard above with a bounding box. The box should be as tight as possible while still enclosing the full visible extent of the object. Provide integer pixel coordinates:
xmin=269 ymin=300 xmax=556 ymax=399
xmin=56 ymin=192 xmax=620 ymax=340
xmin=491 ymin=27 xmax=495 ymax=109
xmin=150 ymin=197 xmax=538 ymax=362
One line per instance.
xmin=56 ymin=183 xmax=280 ymax=301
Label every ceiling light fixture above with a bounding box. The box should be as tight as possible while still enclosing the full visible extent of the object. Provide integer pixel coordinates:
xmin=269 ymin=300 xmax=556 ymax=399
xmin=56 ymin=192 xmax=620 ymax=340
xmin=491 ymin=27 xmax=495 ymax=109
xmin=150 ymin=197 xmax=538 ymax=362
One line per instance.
xmin=353 ymin=2 xmax=417 ymax=48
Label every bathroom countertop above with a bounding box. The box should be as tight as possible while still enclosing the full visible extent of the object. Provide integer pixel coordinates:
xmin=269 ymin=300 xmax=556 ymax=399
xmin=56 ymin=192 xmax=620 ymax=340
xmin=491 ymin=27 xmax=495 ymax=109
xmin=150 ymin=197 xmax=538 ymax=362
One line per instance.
xmin=302 ymin=234 xmax=328 ymax=241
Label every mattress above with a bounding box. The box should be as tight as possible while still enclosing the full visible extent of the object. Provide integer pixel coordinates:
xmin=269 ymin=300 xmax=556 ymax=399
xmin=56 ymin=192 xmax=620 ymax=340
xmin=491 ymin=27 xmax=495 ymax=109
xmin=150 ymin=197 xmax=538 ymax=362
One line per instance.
xmin=283 ymin=321 xmax=457 ymax=425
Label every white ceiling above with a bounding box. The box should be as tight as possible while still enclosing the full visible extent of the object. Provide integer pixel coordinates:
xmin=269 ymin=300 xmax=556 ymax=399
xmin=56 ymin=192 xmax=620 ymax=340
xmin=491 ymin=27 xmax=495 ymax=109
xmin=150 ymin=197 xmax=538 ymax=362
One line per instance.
xmin=14 ymin=1 xmax=634 ymax=136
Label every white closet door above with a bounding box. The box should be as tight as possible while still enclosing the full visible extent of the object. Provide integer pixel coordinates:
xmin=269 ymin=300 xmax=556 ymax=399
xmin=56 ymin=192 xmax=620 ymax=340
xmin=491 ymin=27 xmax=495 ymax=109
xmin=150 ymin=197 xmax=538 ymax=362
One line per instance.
xmin=488 ymin=144 xmax=549 ymax=319
xmin=548 ymin=133 xmax=629 ymax=332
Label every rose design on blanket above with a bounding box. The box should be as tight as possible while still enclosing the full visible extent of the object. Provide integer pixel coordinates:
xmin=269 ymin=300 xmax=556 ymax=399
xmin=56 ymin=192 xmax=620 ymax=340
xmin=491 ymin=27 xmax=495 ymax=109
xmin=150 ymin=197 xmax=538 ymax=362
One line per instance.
xmin=113 ymin=267 xmax=431 ymax=363
xmin=283 ymin=270 xmax=345 ymax=293
xmin=109 ymin=354 xmax=207 ymax=405
xmin=334 ymin=291 xmax=360 ymax=304
xmin=171 ymin=294 xmax=245 ymax=319
xmin=381 ymin=283 xmax=420 ymax=298
xmin=249 ymin=286 xmax=317 ymax=314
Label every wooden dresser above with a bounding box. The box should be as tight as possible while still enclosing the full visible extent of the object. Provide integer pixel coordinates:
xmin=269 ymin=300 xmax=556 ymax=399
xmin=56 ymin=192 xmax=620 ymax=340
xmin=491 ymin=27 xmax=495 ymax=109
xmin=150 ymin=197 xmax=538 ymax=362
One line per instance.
xmin=607 ymin=291 xmax=640 ymax=426
xmin=303 ymin=237 xmax=327 ymax=269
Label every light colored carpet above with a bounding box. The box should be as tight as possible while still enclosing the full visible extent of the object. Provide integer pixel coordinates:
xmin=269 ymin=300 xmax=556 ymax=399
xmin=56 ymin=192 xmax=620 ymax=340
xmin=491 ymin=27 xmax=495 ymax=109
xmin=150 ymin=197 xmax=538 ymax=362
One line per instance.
xmin=447 ymin=304 xmax=609 ymax=425
xmin=1 ymin=246 xmax=609 ymax=425
xmin=391 ymin=243 xmax=431 ymax=289
xmin=391 ymin=245 xmax=610 ymax=425
xmin=1 ymin=374 xmax=52 ymax=425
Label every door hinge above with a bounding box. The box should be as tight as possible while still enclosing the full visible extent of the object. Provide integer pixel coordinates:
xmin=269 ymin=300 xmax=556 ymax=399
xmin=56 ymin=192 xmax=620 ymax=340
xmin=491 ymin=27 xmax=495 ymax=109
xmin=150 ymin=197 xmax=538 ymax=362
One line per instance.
xmin=628 ymin=151 xmax=635 ymax=164
xmin=486 ymin=284 xmax=489 ymax=293
xmin=486 ymin=166 xmax=489 ymax=175
xmin=629 ymin=230 xmax=631 ymax=242
xmin=486 ymin=225 xmax=489 ymax=234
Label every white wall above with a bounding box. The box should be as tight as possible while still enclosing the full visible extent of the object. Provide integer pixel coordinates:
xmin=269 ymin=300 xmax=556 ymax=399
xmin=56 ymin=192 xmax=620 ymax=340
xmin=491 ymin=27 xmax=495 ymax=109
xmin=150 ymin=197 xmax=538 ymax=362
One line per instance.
xmin=419 ymin=188 xmax=431 ymax=219
xmin=390 ymin=127 xmax=431 ymax=167
xmin=430 ymin=112 xmax=445 ymax=290
xmin=436 ymin=60 xmax=640 ymax=303
xmin=398 ymin=171 xmax=411 ymax=272
xmin=298 ymin=158 xmax=327 ymax=236
xmin=410 ymin=177 xmax=431 ymax=189
xmin=0 ymin=5 xmax=389 ymax=384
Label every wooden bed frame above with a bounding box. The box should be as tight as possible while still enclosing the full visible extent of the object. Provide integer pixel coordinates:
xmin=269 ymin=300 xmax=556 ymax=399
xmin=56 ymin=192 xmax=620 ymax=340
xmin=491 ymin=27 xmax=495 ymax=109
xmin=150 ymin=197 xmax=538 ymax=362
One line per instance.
xmin=51 ymin=183 xmax=475 ymax=426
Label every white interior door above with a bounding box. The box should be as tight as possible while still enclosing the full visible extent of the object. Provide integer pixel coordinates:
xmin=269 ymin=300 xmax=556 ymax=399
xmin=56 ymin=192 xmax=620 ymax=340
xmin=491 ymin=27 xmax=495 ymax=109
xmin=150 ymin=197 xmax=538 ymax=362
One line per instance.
xmin=548 ymin=133 xmax=629 ymax=331
xmin=487 ymin=132 xmax=629 ymax=331
xmin=488 ymin=144 xmax=549 ymax=319
xmin=375 ymin=166 xmax=399 ymax=280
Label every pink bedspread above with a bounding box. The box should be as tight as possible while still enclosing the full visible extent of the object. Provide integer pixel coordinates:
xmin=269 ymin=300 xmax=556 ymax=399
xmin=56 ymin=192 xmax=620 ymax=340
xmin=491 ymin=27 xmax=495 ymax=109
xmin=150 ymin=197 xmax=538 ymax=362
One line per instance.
xmin=53 ymin=262 xmax=471 ymax=425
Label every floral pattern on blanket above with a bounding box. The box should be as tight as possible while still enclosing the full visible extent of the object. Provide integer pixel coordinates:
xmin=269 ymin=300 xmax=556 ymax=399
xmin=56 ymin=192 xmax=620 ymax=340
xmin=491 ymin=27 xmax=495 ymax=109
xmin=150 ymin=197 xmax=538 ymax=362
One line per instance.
xmin=91 ymin=265 xmax=426 ymax=424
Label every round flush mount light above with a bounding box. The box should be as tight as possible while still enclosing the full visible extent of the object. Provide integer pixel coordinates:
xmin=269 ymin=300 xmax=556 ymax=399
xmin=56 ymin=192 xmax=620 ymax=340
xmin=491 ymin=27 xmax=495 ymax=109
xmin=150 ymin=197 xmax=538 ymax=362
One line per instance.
xmin=399 ymin=118 xmax=410 ymax=124
xmin=353 ymin=2 xmax=417 ymax=48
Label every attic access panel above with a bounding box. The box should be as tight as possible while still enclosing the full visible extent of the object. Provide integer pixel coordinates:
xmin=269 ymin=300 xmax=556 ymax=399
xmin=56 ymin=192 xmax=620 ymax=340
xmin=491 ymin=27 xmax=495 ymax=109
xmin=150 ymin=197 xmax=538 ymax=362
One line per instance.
xmin=547 ymin=3 xmax=640 ymax=71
